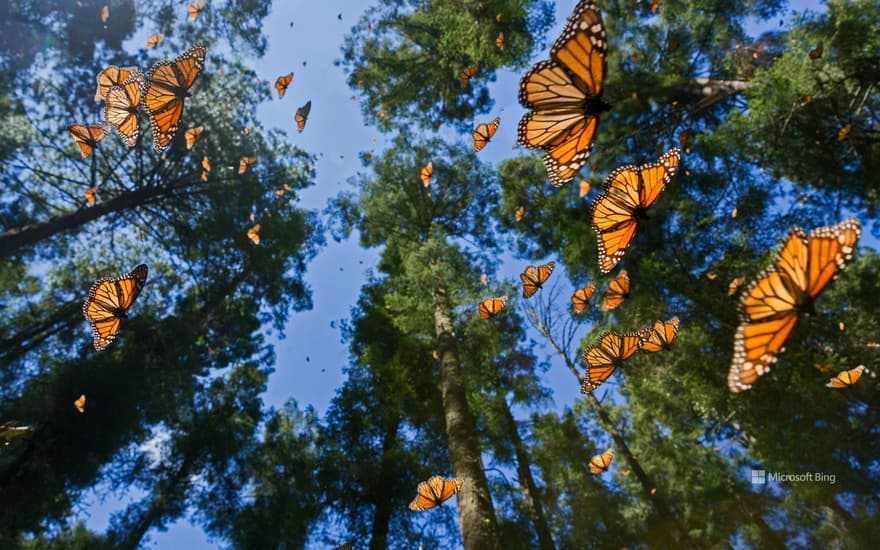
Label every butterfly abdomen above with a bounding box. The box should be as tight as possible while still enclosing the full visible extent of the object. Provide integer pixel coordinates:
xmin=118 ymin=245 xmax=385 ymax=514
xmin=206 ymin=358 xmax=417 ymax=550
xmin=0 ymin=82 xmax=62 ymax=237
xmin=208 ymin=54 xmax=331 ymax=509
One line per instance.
xmin=585 ymin=96 xmax=611 ymax=115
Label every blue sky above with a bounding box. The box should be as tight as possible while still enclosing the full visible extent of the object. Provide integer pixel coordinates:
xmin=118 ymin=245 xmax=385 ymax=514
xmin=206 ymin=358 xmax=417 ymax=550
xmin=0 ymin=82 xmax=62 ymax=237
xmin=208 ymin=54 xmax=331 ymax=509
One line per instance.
xmin=74 ymin=0 xmax=857 ymax=547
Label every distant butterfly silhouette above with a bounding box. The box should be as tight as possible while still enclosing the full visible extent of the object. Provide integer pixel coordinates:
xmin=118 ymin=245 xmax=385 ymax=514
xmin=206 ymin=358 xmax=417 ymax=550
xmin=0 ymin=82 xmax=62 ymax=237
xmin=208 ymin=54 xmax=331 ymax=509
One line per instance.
xmin=520 ymin=261 xmax=555 ymax=298
xmin=188 ymin=0 xmax=205 ymax=21
xmin=68 ymin=123 xmax=110 ymax=159
xmin=142 ymin=44 xmax=207 ymax=153
xmin=517 ymin=0 xmax=610 ymax=186
xmin=247 ymin=224 xmax=261 ymax=244
xmin=495 ymin=32 xmax=505 ymax=51
xmin=146 ymin=33 xmax=164 ymax=48
xmin=728 ymin=218 xmax=861 ymax=392
xmin=478 ymin=296 xmax=508 ymax=319
xmin=238 ymin=156 xmax=257 ymax=174
xmin=74 ymin=394 xmax=86 ymax=413
xmin=589 ymin=447 xmax=613 ymax=473
xmin=275 ymin=72 xmax=293 ymax=99
xmin=591 ymin=147 xmax=681 ymax=273
xmin=295 ymin=100 xmax=311 ymax=133
xmin=420 ymin=161 xmax=433 ymax=187
xmin=472 ymin=117 xmax=499 ymax=153
xmin=184 ymin=126 xmax=203 ymax=149
xmin=408 ymin=476 xmax=463 ymax=511
xmin=460 ymin=65 xmax=477 ymax=87
xmin=581 ymin=331 xmax=642 ymax=393
xmin=83 ymin=264 xmax=148 ymax=351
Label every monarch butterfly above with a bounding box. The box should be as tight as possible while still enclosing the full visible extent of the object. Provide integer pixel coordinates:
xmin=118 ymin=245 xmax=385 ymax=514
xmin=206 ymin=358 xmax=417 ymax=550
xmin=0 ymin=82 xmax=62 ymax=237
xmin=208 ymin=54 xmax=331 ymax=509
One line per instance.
xmin=85 ymin=186 xmax=98 ymax=205
xmin=809 ymin=43 xmax=823 ymax=59
xmin=827 ymin=365 xmax=865 ymax=388
xmin=838 ymin=124 xmax=851 ymax=141
xmin=200 ymin=171 xmax=208 ymax=182
xmin=650 ymin=0 xmax=660 ymax=13
xmin=472 ymin=117 xmax=499 ymax=153
xmin=478 ymin=296 xmax=508 ymax=319
xmin=188 ymin=0 xmax=205 ymax=21
xmin=104 ymin=73 xmax=145 ymax=147
xmin=247 ymin=224 xmax=261 ymax=244
xmin=238 ymin=156 xmax=257 ymax=174
xmin=728 ymin=218 xmax=861 ymax=392
xmin=571 ymin=283 xmax=595 ymax=314
xmin=94 ymin=65 xmax=141 ymax=102
xmin=295 ymin=100 xmax=311 ymax=133
xmin=83 ymin=264 xmax=148 ymax=351
xmin=184 ymin=126 xmax=203 ymax=149
xmin=589 ymin=447 xmax=613 ymax=473
xmin=814 ymin=363 xmax=833 ymax=374
xmin=146 ymin=33 xmax=164 ymax=48
xmin=579 ymin=179 xmax=591 ymax=198
xmin=621 ymin=469 xmax=631 ymax=476
xmin=515 ymin=206 xmax=525 ymax=222
xmin=517 ymin=0 xmax=611 ymax=187
xmin=728 ymin=277 xmax=745 ymax=296
xmin=275 ymin=72 xmax=293 ymax=99
xmin=460 ymin=65 xmax=477 ymax=87
xmin=581 ymin=331 xmax=642 ymax=393
xmin=74 ymin=394 xmax=86 ymax=413
xmin=481 ymin=273 xmax=488 ymax=285
xmin=101 ymin=5 xmax=109 ymax=23
xmin=420 ymin=161 xmax=433 ymax=187
xmin=591 ymin=147 xmax=681 ymax=273
xmin=639 ymin=317 xmax=679 ymax=353
xmin=520 ymin=261 xmax=555 ymax=298
xmin=68 ymin=124 xmax=110 ymax=159
xmin=408 ymin=476 xmax=463 ymax=511
xmin=201 ymin=155 xmax=211 ymax=171
xmin=495 ymin=32 xmax=505 ymax=51
xmin=142 ymin=44 xmax=207 ymax=153
xmin=602 ymin=270 xmax=630 ymax=311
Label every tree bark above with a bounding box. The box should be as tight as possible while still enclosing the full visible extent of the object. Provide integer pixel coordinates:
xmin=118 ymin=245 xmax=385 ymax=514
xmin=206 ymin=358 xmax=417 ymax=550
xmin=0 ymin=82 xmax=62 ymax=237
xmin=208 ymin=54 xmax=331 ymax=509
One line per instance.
xmin=497 ymin=394 xmax=555 ymax=550
xmin=369 ymin=415 xmax=400 ymax=550
xmin=0 ymin=178 xmax=194 ymax=257
xmin=432 ymin=283 xmax=500 ymax=550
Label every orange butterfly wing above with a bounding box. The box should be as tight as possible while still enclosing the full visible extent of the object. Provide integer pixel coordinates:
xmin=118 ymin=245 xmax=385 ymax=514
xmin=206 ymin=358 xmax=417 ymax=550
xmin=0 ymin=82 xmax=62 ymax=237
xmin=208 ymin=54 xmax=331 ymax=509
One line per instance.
xmin=143 ymin=44 xmax=207 ymax=153
xmin=408 ymin=476 xmax=463 ymax=511
xmin=95 ymin=65 xmax=140 ymax=102
xmin=295 ymin=100 xmax=312 ymax=133
xmin=478 ymin=296 xmax=508 ymax=319
xmin=188 ymin=0 xmax=204 ymax=21
xmin=520 ymin=261 xmax=555 ymax=298
xmin=420 ymin=161 xmax=433 ymax=187
xmin=591 ymin=148 xmax=680 ymax=273
xmin=68 ymin=124 xmax=110 ymax=159
xmin=184 ymin=126 xmax=203 ymax=149
xmin=827 ymin=365 xmax=865 ymax=388
xmin=275 ymin=72 xmax=293 ymax=99
xmin=104 ymin=74 xmax=144 ymax=147
xmin=83 ymin=264 xmax=148 ymax=351
xmin=589 ymin=447 xmax=613 ymax=473
xmin=728 ymin=219 xmax=860 ymax=392
xmin=639 ymin=317 xmax=680 ymax=353
xmin=472 ymin=117 xmax=499 ymax=153
xmin=602 ymin=270 xmax=630 ymax=311
xmin=581 ymin=331 xmax=641 ymax=393
xmin=571 ymin=283 xmax=596 ymax=314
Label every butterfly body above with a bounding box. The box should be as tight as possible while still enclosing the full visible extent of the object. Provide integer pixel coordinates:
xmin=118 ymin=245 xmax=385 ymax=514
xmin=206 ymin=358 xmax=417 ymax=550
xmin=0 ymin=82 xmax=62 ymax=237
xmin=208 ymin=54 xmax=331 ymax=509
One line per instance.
xmin=520 ymin=261 xmax=555 ymax=298
xmin=409 ymin=476 xmax=463 ymax=511
xmin=83 ymin=264 xmax=148 ymax=351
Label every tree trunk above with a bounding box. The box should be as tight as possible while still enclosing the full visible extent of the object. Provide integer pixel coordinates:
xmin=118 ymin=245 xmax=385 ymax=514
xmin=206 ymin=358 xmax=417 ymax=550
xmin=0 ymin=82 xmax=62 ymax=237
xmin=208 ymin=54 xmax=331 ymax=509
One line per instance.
xmin=432 ymin=283 xmax=500 ymax=550
xmin=0 ymin=178 xmax=195 ymax=257
xmin=497 ymin=394 xmax=555 ymax=550
xmin=369 ymin=415 xmax=400 ymax=550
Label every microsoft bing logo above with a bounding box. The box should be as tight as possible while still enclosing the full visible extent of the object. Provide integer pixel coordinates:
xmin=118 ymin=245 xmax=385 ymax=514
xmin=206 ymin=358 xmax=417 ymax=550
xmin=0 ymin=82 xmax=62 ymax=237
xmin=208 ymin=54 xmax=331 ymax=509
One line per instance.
xmin=751 ymin=470 xmax=766 ymax=484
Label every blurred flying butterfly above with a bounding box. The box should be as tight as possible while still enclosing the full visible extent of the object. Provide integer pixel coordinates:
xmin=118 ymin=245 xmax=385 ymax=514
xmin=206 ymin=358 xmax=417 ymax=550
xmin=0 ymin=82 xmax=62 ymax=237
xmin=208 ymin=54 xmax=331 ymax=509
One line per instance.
xmin=275 ymin=72 xmax=293 ymax=99
xmin=146 ymin=33 xmax=164 ymax=48
xmin=591 ymin=147 xmax=681 ymax=273
xmin=94 ymin=65 xmax=141 ymax=102
xmin=579 ymin=179 xmax=591 ymax=197
xmin=478 ymin=296 xmax=508 ymax=319
xmin=201 ymin=155 xmax=211 ymax=171
xmin=101 ymin=5 xmax=109 ymax=23
xmin=472 ymin=117 xmax=499 ymax=153
xmin=83 ymin=264 xmax=148 ymax=351
xmin=460 ymin=65 xmax=477 ymax=87
xmin=581 ymin=331 xmax=642 ymax=392
xmin=238 ymin=156 xmax=257 ymax=174
xmin=827 ymin=365 xmax=865 ymax=388
xmin=589 ymin=447 xmax=613 ymax=473
xmin=295 ymin=100 xmax=311 ymax=133
xmin=74 ymin=394 xmax=86 ymax=413
xmin=184 ymin=126 xmax=203 ymax=149
xmin=85 ymin=185 xmax=98 ymax=205
xmin=728 ymin=218 xmax=861 ymax=392
xmin=515 ymin=206 xmax=524 ymax=222
xmin=188 ymin=0 xmax=205 ymax=21
xmin=408 ymin=476 xmax=463 ymax=511
xmin=420 ymin=161 xmax=433 ymax=187
xmin=247 ymin=224 xmax=261 ymax=244
xmin=571 ymin=283 xmax=595 ymax=314
xmin=520 ymin=261 xmax=555 ymax=298
xmin=728 ymin=277 xmax=745 ymax=296
xmin=602 ymin=270 xmax=630 ymax=311
xmin=495 ymin=32 xmax=505 ymax=51
xmin=639 ymin=317 xmax=679 ymax=353
xmin=68 ymin=123 xmax=110 ymax=159
xmin=517 ymin=0 xmax=611 ymax=186
xmin=142 ymin=44 xmax=207 ymax=153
